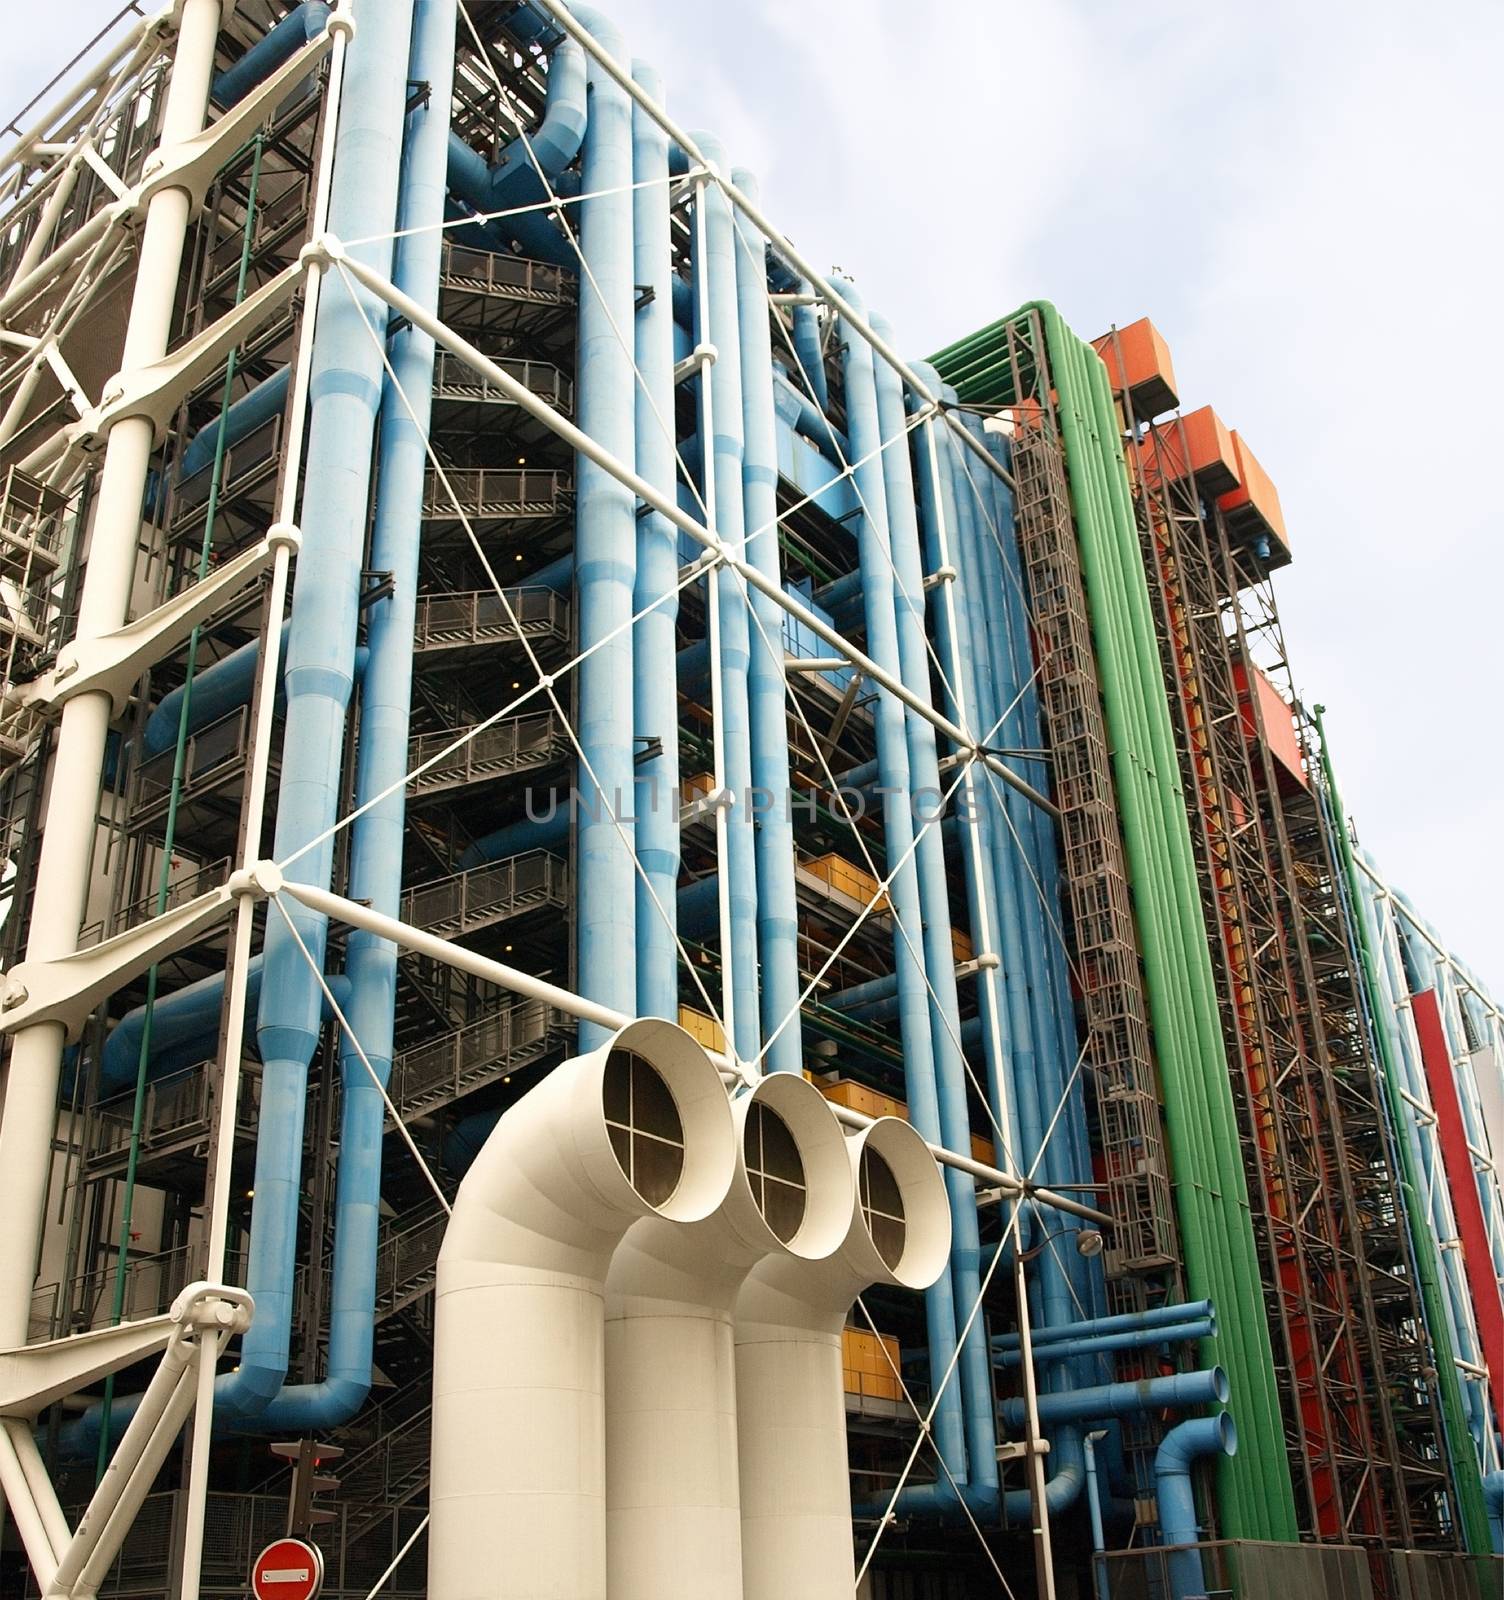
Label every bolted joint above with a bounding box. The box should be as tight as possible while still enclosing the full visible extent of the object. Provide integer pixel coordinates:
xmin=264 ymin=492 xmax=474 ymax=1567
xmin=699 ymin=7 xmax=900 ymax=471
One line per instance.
xmin=924 ymin=564 xmax=958 ymax=590
xmin=325 ymin=2 xmax=357 ymax=41
xmin=265 ymin=521 xmax=302 ymax=554
xmin=233 ymin=860 xmax=284 ymax=900
xmin=300 ymin=232 xmax=346 ymax=274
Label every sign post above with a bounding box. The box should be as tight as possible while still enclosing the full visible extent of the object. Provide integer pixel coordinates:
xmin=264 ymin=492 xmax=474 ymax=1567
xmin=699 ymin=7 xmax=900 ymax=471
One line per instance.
xmin=251 ymin=1537 xmax=324 ymax=1600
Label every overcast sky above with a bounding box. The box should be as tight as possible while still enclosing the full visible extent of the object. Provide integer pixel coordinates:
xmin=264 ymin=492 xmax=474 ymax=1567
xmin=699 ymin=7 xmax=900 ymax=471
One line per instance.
xmin=8 ymin=2 xmax=1502 ymax=988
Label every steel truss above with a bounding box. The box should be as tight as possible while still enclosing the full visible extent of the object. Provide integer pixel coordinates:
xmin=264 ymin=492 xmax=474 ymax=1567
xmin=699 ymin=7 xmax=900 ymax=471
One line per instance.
xmin=1103 ymin=335 xmax=1456 ymax=1550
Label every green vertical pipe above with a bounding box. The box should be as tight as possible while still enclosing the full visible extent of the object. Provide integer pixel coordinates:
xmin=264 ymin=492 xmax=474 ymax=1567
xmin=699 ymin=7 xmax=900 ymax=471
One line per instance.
xmin=989 ymin=304 xmax=1296 ymax=1538
xmin=1078 ymin=336 xmax=1293 ymax=1532
xmin=1312 ymin=706 xmax=1492 ymax=1554
xmin=94 ymin=135 xmax=266 ymax=1478
xmin=1034 ymin=315 xmax=1255 ymax=1532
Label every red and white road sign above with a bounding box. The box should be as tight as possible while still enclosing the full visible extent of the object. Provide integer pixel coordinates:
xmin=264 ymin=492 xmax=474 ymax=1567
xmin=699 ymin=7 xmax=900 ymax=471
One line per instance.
xmin=251 ymin=1538 xmax=324 ymax=1600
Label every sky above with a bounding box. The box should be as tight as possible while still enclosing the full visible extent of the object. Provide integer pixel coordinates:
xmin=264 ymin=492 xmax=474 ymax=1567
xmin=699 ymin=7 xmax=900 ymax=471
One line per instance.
xmin=6 ymin=2 xmax=1502 ymax=988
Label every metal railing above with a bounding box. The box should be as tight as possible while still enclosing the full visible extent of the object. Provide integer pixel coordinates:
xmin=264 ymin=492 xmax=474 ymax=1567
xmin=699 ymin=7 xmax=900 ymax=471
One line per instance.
xmin=399 ymin=849 xmax=566 ymax=938
xmin=52 ymin=1489 xmax=427 ymax=1599
xmin=412 ymin=586 xmax=568 ymax=653
xmin=388 ymin=995 xmax=567 ymax=1120
xmin=432 ymin=349 xmax=574 ymax=413
xmin=131 ymin=704 xmax=258 ymax=816
xmin=406 ymin=709 xmax=569 ymax=797
xmin=440 ymin=241 xmax=575 ymax=304
xmin=421 ymin=465 xmax=572 ymax=519
xmin=35 ymin=1243 xmax=253 ymax=1342
xmin=78 ymin=855 xmax=231 ymax=948
xmin=88 ymin=1062 xmax=259 ymax=1171
xmin=373 ymin=1207 xmax=449 ymax=1318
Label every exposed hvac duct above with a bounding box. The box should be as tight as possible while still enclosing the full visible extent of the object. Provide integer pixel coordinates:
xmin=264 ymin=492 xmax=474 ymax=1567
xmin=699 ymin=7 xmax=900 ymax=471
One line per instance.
xmin=427 ymin=1019 xmax=736 ymax=1600
xmin=604 ymin=1071 xmax=855 ymax=1600
xmin=1156 ymin=1412 xmax=1237 ymax=1599
xmin=735 ymin=1115 xmax=951 ymax=1599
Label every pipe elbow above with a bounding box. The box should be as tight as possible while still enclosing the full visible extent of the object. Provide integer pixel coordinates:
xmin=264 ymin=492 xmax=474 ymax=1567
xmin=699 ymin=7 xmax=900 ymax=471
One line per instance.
xmin=1155 ymin=1411 xmax=1237 ymax=1480
xmin=235 ymin=1374 xmax=369 ymax=1435
xmin=440 ymin=1019 xmax=736 ymax=1280
xmin=736 ymin=1116 xmax=949 ymax=1334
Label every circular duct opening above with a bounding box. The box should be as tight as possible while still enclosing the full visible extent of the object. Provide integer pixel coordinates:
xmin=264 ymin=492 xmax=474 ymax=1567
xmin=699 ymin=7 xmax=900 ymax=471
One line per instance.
xmin=1214 ymin=1411 xmax=1238 ymax=1457
xmin=604 ymin=1047 xmax=685 ymax=1208
xmin=590 ymin=1017 xmax=735 ymax=1223
xmin=855 ymin=1116 xmax=952 ymax=1289
xmin=859 ymin=1144 xmax=906 ymax=1269
xmin=744 ymin=1101 xmax=806 ymax=1243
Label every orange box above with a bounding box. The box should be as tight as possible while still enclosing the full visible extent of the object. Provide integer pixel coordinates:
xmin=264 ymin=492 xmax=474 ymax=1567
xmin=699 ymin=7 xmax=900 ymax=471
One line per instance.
xmin=803 ymin=853 xmax=891 ymax=915
xmin=677 ymin=1004 xmax=726 ymax=1053
xmin=951 ymin=927 xmax=974 ymax=966
xmin=971 ymin=1134 xmax=997 ymax=1167
xmin=819 ymin=1078 xmax=908 ymax=1123
xmin=1232 ymin=661 xmax=1307 ymax=793
xmin=1092 ymin=319 xmax=1179 ymax=419
xmin=680 ymin=771 xmax=714 ymax=804
xmin=1217 ymin=431 xmax=1291 ymax=569
xmin=1143 ymin=404 xmax=1240 ymax=497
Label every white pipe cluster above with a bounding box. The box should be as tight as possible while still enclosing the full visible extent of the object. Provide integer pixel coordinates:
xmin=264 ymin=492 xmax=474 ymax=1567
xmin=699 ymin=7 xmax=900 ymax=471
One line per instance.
xmin=428 ymin=1020 xmax=950 ymax=1600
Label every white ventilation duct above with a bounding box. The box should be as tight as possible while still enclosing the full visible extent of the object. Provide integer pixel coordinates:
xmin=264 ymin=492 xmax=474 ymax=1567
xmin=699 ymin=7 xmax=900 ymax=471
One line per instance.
xmin=734 ymin=1116 xmax=952 ymax=1600
xmin=603 ymin=1070 xmax=856 ymax=1600
xmin=427 ymin=1018 xmax=736 ymax=1600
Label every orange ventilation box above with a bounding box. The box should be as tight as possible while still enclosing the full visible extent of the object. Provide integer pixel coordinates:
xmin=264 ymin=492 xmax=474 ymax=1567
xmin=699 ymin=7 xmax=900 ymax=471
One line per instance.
xmin=1232 ymin=661 xmax=1307 ymax=793
xmin=1142 ymin=405 xmax=1240 ymax=498
xmin=1217 ymin=431 xmax=1291 ymax=570
xmin=1092 ymin=319 xmax=1179 ymax=419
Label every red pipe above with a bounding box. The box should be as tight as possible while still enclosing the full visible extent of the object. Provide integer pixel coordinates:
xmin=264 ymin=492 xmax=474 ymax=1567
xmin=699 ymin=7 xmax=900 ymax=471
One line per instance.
xmin=1412 ymin=988 xmax=1504 ymax=1422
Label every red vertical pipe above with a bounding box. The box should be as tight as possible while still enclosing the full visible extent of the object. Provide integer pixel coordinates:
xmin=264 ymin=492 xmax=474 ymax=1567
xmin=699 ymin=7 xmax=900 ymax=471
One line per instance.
xmin=1412 ymin=988 xmax=1504 ymax=1421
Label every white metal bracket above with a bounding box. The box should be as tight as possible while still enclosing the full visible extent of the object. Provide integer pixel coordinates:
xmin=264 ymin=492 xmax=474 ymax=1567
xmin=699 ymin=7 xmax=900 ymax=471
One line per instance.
xmin=139 ymin=26 xmax=335 ymax=213
xmin=679 ymin=785 xmax=733 ymax=826
xmin=953 ymin=952 xmax=1001 ymax=982
xmin=0 ymin=867 xmax=266 ymax=1040
xmin=673 ymin=342 xmax=717 ymax=386
xmin=22 ymin=524 xmax=298 ymax=716
xmin=65 ymin=261 xmax=301 ymax=452
xmin=924 ymin=564 xmax=957 ymax=590
xmin=0 ymin=1317 xmax=175 ymax=1420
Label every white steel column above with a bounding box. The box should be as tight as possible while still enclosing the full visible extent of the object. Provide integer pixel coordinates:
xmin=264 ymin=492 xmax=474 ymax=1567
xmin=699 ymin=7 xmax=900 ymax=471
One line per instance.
xmin=0 ymin=0 xmax=224 ymax=1341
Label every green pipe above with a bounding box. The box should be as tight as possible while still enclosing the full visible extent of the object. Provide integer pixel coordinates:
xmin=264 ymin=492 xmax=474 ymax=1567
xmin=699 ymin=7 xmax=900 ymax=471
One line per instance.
xmin=1312 ymin=706 xmax=1492 ymax=1554
xmin=95 ymin=135 xmax=267 ymax=1476
xmin=937 ymin=304 xmax=1300 ymax=1538
xmin=1061 ymin=329 xmax=1271 ymax=1539
xmin=1078 ymin=338 xmax=1291 ymax=1530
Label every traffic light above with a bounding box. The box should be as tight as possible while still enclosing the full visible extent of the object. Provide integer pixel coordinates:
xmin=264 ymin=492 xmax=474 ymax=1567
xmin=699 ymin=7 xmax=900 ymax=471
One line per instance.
xmin=270 ymin=1440 xmax=344 ymax=1538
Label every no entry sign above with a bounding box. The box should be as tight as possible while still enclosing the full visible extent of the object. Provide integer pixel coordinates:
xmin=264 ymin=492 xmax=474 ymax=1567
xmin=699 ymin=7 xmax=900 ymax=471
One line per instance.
xmin=251 ymin=1537 xmax=324 ymax=1600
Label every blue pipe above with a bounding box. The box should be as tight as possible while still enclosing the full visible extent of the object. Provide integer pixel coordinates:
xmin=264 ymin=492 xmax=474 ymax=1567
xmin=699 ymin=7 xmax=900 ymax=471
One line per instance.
xmin=1156 ymin=1412 xmax=1237 ymax=1599
xmin=570 ymin=7 xmax=636 ymax=1051
xmin=97 ymin=959 xmax=352 ymax=1098
xmin=992 ymin=1319 xmax=1216 ymax=1368
xmin=908 ymin=365 xmax=1018 ymax=1168
xmin=65 ymin=13 xmax=413 ymax=1451
xmin=836 ymin=286 xmax=980 ymax=1502
xmin=248 ymin=0 xmax=456 ymax=1432
xmin=770 ymin=367 xmax=849 ymax=468
xmin=211 ymin=3 xmax=330 ymax=108
xmin=791 ymin=281 xmax=828 ymax=410
xmin=443 ymin=33 xmax=586 ymax=267
xmin=1485 ymin=1470 xmax=1504 ymax=1554
xmin=1084 ymin=1429 xmax=1110 ymax=1600
xmin=734 ymin=170 xmax=802 ymax=1072
xmin=143 ymin=630 xmax=369 ymax=761
xmin=179 ymin=367 xmax=290 ymax=483
xmin=994 ymin=1301 xmax=1216 ymax=1349
xmin=628 ymin=61 xmax=679 ymax=1023
xmin=240 ymin=0 xmax=416 ymax=1422
xmin=459 ymin=806 xmax=571 ymax=869
xmin=691 ymin=132 xmax=760 ymax=1063
xmin=998 ymin=1366 xmax=1229 ymax=1430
